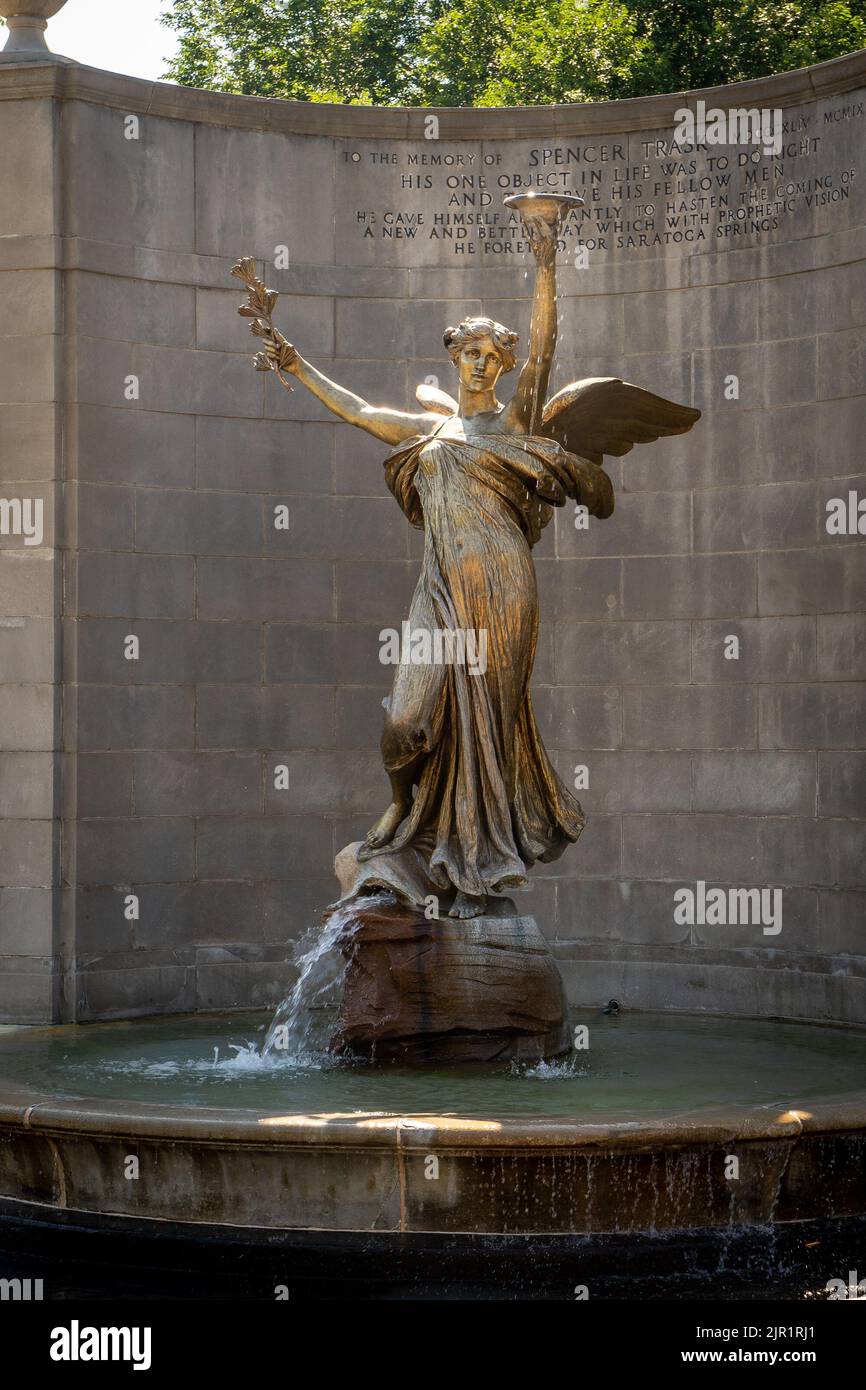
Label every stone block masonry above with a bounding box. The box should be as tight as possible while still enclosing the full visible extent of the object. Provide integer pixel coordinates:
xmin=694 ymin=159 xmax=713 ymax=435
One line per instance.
xmin=0 ymin=53 xmax=863 ymax=1022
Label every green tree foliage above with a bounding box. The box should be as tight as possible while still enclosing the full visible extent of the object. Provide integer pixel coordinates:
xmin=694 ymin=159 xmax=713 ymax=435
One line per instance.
xmin=160 ymin=0 xmax=866 ymax=104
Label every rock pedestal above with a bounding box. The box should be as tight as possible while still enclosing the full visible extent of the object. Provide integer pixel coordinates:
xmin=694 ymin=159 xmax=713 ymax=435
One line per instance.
xmin=329 ymin=896 xmax=571 ymax=1064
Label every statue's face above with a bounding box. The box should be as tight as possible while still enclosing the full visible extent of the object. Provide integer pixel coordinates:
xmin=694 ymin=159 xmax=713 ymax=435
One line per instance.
xmin=456 ymin=334 xmax=503 ymax=393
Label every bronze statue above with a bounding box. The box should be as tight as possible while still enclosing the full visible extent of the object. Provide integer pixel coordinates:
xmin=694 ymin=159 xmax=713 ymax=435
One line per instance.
xmin=233 ymin=192 xmax=699 ymax=924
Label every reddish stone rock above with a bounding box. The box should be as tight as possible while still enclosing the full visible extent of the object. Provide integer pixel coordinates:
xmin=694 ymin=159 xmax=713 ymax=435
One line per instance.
xmin=329 ymin=897 xmax=570 ymax=1064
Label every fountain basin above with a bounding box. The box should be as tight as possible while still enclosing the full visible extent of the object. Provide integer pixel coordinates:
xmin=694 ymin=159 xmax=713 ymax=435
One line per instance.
xmin=2 ymin=1089 xmax=865 ymax=1237
xmin=0 ymin=1010 xmax=864 ymax=1245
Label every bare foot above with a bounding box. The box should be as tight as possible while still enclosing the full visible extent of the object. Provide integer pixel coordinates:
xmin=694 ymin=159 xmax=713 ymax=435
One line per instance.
xmin=364 ymin=800 xmax=408 ymax=850
xmin=448 ymin=890 xmax=487 ymax=919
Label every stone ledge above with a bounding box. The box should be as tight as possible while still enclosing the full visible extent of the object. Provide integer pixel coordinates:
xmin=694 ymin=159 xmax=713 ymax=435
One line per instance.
xmin=0 ymin=50 xmax=864 ymax=137
xmin=3 ymin=1090 xmax=866 ymax=1147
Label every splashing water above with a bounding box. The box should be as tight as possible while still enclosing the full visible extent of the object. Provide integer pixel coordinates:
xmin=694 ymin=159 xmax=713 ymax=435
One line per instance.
xmin=511 ymin=1054 xmax=587 ymax=1081
xmin=260 ymin=905 xmax=351 ymax=1060
xmin=261 ymin=892 xmax=393 ymax=1062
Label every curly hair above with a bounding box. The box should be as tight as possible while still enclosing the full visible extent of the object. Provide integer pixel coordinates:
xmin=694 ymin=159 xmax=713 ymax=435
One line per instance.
xmin=443 ymin=316 xmax=519 ymax=373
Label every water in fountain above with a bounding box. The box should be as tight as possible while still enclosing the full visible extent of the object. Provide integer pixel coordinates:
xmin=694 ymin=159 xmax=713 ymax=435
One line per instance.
xmin=4 ymin=1010 xmax=866 ymax=1118
xmin=261 ymin=890 xmax=394 ymax=1061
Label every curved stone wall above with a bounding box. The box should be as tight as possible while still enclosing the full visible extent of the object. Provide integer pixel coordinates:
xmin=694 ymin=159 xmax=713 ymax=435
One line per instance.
xmin=0 ymin=52 xmax=863 ymax=1023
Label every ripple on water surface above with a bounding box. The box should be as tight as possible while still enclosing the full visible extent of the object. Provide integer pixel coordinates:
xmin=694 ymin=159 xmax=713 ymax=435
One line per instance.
xmin=1 ymin=1011 xmax=865 ymax=1118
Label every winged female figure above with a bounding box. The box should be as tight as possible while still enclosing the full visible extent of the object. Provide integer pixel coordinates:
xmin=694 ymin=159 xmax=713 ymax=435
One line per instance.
xmin=233 ymin=193 xmax=700 ymax=921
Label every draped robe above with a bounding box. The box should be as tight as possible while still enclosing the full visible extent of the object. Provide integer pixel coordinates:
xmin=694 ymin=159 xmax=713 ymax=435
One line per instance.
xmin=340 ymin=412 xmax=589 ymax=907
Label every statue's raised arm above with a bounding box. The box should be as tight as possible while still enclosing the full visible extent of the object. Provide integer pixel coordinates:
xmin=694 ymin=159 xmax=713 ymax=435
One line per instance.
xmin=501 ymin=193 xmax=584 ymax=435
xmin=231 ymin=258 xmax=438 ymax=446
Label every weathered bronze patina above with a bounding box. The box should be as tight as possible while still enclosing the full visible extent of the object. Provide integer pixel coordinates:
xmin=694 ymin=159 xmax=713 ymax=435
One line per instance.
xmin=234 ymin=193 xmax=699 ymax=1059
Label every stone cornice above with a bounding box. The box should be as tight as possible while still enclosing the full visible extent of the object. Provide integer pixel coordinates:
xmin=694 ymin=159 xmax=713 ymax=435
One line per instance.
xmin=0 ymin=48 xmax=864 ymax=137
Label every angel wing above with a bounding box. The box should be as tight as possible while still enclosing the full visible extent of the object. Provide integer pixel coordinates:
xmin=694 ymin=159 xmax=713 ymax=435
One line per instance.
xmin=541 ymin=377 xmax=701 ymax=466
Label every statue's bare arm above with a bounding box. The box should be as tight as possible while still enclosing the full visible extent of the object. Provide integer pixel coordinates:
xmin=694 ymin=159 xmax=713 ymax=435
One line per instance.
xmin=503 ymin=231 xmax=557 ymax=435
xmin=284 ymin=353 xmax=438 ymax=445
xmin=231 ymin=261 xmax=436 ymax=446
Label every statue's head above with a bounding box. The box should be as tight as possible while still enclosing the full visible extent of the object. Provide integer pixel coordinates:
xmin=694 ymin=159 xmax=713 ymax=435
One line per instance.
xmin=444 ymin=317 xmax=518 ymax=394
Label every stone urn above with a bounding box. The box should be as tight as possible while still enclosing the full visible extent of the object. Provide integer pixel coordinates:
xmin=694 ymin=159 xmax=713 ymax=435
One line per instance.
xmin=1 ymin=0 xmax=69 ymax=57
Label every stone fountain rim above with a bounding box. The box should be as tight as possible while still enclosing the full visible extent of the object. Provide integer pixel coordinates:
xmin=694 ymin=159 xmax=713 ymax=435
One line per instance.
xmin=1 ymin=1080 xmax=865 ymax=1150
xmin=2 ymin=1006 xmax=865 ymax=1149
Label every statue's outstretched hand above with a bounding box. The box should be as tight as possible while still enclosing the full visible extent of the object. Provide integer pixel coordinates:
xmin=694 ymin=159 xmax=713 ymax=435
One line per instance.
xmin=254 ymin=323 xmax=299 ymax=378
xmin=231 ymin=256 xmax=298 ymax=390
